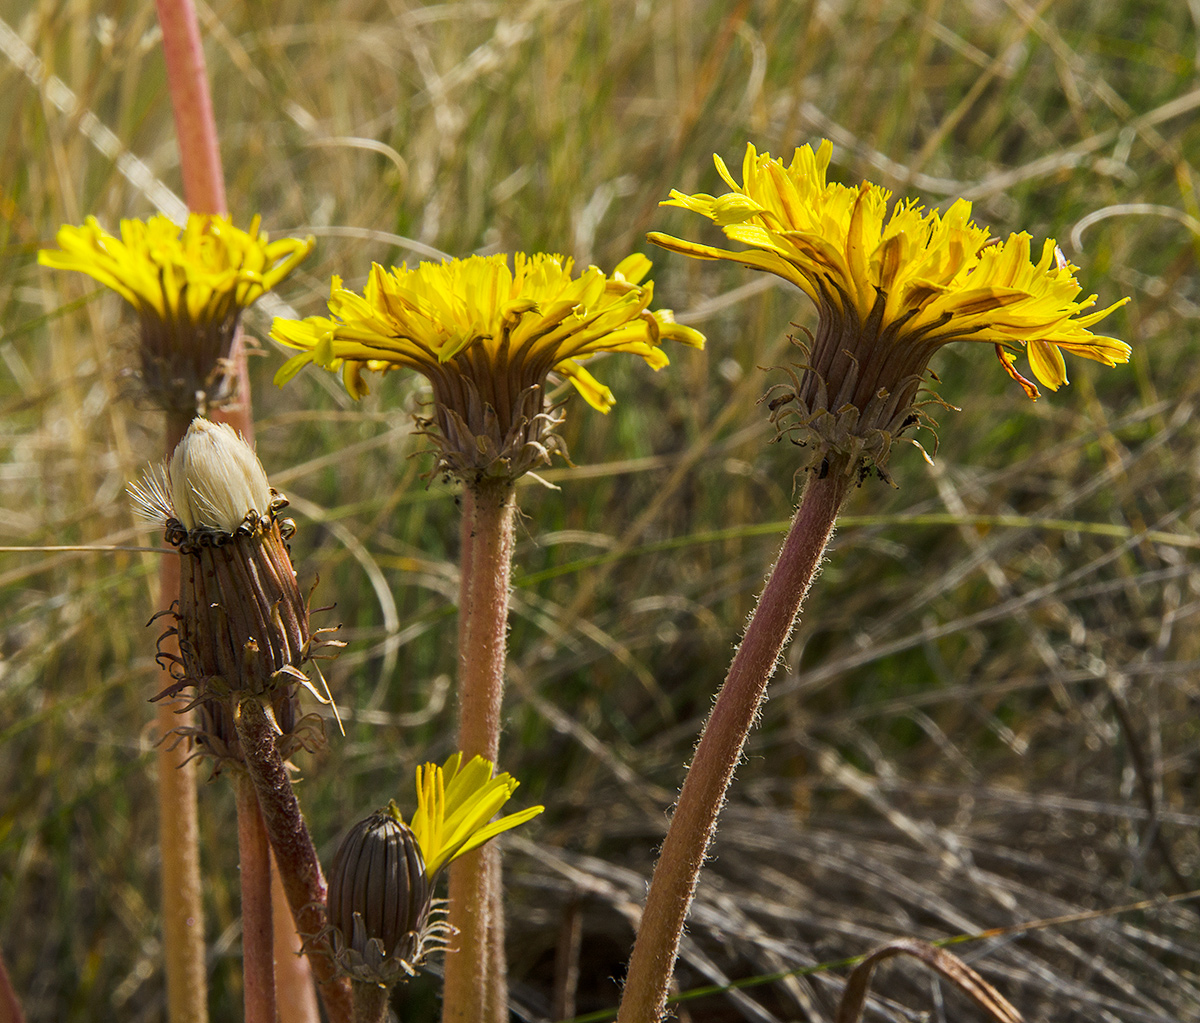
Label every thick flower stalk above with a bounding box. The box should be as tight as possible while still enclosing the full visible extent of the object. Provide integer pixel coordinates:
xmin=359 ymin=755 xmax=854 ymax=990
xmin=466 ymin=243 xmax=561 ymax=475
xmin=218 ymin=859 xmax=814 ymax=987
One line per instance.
xmin=650 ymin=140 xmax=1130 ymax=479
xmin=40 ymin=214 xmax=312 ymax=414
xmin=271 ymin=252 xmax=703 ymax=483
xmin=324 ymin=755 xmax=542 ymax=1023
xmin=274 ymin=252 xmax=703 ymax=1023
xmin=618 ymin=142 xmax=1131 ymax=1023
xmin=131 ymin=419 xmax=352 ymax=1023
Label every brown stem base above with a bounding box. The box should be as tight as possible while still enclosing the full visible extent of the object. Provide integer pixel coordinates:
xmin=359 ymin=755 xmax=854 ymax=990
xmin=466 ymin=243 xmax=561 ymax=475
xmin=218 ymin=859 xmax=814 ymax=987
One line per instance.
xmin=234 ymin=696 xmax=354 ymax=1023
xmin=351 ymin=981 xmax=393 ymax=1023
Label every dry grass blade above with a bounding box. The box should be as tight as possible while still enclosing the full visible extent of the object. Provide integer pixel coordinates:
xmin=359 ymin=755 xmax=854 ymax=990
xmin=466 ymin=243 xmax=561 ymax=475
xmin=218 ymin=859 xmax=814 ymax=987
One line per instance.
xmin=834 ymin=939 xmax=1023 ymax=1023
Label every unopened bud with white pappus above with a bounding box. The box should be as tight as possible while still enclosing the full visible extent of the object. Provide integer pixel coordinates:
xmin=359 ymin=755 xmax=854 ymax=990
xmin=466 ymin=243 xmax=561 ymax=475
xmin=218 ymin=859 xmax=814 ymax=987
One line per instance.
xmin=168 ymin=418 xmax=274 ymax=533
xmin=130 ymin=418 xmax=340 ymax=766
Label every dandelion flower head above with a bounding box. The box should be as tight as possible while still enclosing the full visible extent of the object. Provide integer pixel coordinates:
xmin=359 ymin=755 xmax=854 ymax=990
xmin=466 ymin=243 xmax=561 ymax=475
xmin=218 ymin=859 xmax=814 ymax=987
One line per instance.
xmin=650 ymin=141 xmax=1130 ymax=477
xmin=324 ymin=753 xmax=541 ymax=985
xmin=271 ymin=252 xmax=704 ymax=482
xmin=401 ymin=752 xmax=543 ymax=878
xmin=40 ymin=213 xmax=313 ymax=412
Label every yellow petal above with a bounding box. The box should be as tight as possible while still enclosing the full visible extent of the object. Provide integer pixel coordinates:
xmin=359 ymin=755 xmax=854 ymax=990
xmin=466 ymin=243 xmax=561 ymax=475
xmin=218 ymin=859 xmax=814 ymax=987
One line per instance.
xmin=557 ymin=360 xmax=616 ymax=412
xmin=1027 ymin=340 xmax=1068 ymax=390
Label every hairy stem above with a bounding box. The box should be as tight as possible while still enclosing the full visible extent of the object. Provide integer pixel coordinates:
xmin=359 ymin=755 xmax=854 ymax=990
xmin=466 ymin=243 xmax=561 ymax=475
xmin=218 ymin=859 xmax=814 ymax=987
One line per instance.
xmin=153 ymin=0 xmax=229 ymax=1005
xmin=351 ymin=981 xmax=392 ymax=1023
xmin=617 ymin=469 xmax=851 ymax=1023
xmin=234 ymin=696 xmax=354 ymax=1023
xmin=443 ymin=479 xmax=517 ymax=1023
xmin=154 ymin=0 xmax=227 ymax=215
xmin=234 ymin=773 xmax=275 ymax=1023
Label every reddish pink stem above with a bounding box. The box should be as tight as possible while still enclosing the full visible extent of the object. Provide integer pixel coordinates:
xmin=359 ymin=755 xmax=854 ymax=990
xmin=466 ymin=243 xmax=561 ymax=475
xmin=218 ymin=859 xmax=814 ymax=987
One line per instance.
xmin=0 ymin=947 xmax=27 ymax=1023
xmin=155 ymin=6 xmax=303 ymax=1018
xmin=154 ymin=0 xmax=229 ymax=1003
xmin=155 ymin=0 xmax=227 ymax=215
xmin=233 ymin=697 xmax=354 ymax=1023
xmin=617 ymin=469 xmax=851 ymax=1023
xmin=271 ymin=855 xmax=321 ymax=1023
xmin=455 ymin=481 xmax=514 ymax=762
xmin=234 ymin=774 xmax=276 ymax=1023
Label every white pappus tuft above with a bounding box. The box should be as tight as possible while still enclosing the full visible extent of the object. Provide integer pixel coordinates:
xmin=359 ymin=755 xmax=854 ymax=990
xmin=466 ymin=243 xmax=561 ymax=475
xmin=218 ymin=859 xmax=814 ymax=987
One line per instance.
xmin=127 ymin=462 xmax=175 ymax=528
xmin=168 ymin=419 xmax=273 ymax=532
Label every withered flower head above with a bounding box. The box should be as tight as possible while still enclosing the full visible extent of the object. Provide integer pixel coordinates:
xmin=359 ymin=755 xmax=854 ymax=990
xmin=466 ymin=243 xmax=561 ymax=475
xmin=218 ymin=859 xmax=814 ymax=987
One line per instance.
xmin=40 ymin=214 xmax=313 ymax=414
xmin=650 ymin=141 xmax=1130 ymax=480
xmin=270 ymin=253 xmax=704 ymax=484
xmin=130 ymin=419 xmax=337 ymax=765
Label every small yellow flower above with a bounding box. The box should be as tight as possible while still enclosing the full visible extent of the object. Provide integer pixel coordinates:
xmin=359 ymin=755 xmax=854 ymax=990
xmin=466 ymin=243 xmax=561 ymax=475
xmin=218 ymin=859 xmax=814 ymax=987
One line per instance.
xmin=650 ymin=142 xmax=1130 ymax=476
xmin=271 ymin=253 xmax=704 ymax=481
xmin=400 ymin=752 xmax=543 ymax=878
xmin=40 ymin=213 xmax=313 ymax=412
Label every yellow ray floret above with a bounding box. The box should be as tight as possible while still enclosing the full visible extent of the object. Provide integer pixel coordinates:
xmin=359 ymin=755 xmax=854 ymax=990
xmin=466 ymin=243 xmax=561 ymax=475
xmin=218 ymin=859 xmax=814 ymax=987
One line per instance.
xmin=401 ymin=753 xmax=543 ymax=878
xmin=650 ymin=141 xmax=1129 ymax=399
xmin=39 ymin=213 xmax=314 ymax=323
xmin=271 ymin=252 xmax=705 ymax=409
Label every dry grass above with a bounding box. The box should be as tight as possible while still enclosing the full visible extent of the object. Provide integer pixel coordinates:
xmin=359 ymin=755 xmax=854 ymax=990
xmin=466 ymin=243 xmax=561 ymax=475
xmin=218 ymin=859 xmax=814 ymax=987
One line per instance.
xmin=3 ymin=0 xmax=1200 ymax=1020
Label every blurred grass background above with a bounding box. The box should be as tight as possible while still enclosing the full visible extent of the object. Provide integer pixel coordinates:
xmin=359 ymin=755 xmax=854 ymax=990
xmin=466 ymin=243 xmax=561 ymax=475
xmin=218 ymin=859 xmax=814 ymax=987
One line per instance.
xmin=3 ymin=0 xmax=1200 ymax=1020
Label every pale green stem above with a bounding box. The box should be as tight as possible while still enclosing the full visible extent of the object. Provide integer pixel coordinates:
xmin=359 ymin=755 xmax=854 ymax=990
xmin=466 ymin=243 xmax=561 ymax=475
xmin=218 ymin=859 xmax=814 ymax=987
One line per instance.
xmin=617 ymin=468 xmax=851 ymax=1023
xmin=443 ymin=479 xmax=517 ymax=1023
xmin=234 ymin=773 xmax=275 ymax=1023
xmin=158 ymin=412 xmax=208 ymax=1023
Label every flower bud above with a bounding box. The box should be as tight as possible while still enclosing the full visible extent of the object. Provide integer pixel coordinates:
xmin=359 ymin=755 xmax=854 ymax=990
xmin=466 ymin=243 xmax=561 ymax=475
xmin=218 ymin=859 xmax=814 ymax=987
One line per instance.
xmin=326 ymin=806 xmax=437 ymax=985
xmin=131 ymin=418 xmax=340 ymax=767
xmin=166 ymin=421 xmax=309 ymax=694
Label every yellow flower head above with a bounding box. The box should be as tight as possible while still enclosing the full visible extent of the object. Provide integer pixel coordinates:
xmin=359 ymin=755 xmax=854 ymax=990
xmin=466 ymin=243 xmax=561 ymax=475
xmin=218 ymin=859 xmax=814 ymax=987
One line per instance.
xmin=394 ymin=752 xmax=543 ymax=879
xmin=40 ymin=213 xmax=313 ymax=413
xmin=271 ymin=252 xmax=705 ymax=482
xmin=650 ymin=142 xmax=1130 ymax=477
